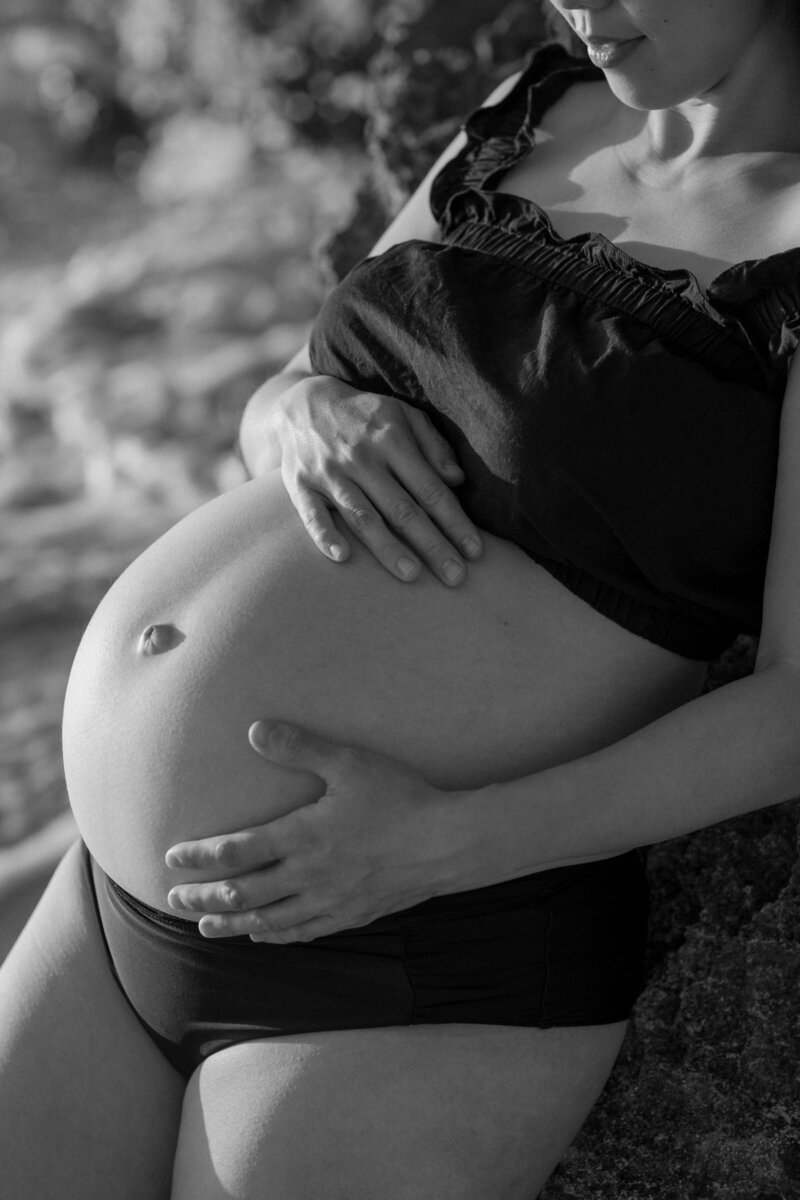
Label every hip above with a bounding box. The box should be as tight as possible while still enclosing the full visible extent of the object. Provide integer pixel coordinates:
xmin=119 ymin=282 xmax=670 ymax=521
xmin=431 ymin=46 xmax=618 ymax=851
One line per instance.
xmin=86 ymin=843 xmax=649 ymax=1079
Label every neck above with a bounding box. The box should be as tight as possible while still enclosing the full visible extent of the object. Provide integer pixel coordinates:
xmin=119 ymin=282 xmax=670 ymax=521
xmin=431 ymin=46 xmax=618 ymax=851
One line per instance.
xmin=618 ymin=34 xmax=800 ymax=185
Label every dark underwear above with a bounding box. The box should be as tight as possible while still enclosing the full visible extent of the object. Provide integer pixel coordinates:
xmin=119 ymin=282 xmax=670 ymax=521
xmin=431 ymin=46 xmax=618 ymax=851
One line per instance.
xmin=82 ymin=843 xmax=648 ymax=1078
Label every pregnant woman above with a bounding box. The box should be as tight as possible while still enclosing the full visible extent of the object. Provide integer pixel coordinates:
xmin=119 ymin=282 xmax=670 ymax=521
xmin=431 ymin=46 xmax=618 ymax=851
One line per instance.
xmin=3 ymin=2 xmax=800 ymax=1197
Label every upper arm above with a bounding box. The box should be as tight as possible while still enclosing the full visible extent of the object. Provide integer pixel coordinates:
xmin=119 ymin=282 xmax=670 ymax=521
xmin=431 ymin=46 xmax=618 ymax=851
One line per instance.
xmin=755 ymin=352 xmax=800 ymax=670
xmin=282 ymin=69 xmax=524 ymax=378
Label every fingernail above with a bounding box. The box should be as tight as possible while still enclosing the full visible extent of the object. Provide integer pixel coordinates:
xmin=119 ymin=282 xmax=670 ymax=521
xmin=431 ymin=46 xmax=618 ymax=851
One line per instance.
xmin=442 ymin=460 xmax=462 ymax=476
xmin=165 ymin=849 xmax=183 ymax=868
xmin=167 ymin=889 xmax=183 ymax=909
xmin=460 ymin=536 xmax=481 ymax=558
xmin=397 ymin=557 xmax=419 ymax=580
xmin=442 ymin=559 xmax=464 ymax=584
xmin=329 ymin=543 xmax=345 ymax=561
xmin=249 ymin=720 xmax=270 ymax=747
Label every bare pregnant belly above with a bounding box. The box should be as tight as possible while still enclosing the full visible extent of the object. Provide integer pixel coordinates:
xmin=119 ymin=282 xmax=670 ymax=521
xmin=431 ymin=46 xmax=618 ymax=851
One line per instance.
xmin=62 ymin=473 xmax=705 ymax=911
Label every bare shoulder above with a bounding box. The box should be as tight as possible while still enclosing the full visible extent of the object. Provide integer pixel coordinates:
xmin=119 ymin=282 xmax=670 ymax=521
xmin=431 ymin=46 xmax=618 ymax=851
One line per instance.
xmin=482 ymin=68 xmax=524 ymax=108
xmin=365 ymin=68 xmax=525 ymax=259
xmin=487 ymin=60 xmax=617 ymax=141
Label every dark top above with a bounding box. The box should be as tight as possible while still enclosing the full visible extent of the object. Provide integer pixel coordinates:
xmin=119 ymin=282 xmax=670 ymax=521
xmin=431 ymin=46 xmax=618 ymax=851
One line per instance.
xmin=309 ymin=43 xmax=800 ymax=659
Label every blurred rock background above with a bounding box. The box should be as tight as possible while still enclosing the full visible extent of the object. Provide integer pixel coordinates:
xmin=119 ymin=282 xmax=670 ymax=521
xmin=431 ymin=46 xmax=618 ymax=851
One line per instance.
xmin=0 ymin=1 xmax=797 ymax=1195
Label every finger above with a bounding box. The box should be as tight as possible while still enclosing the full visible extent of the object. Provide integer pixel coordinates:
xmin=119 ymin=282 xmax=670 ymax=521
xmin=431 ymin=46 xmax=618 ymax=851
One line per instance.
xmin=345 ymin=465 xmax=472 ymax=586
xmin=331 ymin=474 xmax=467 ymax=587
xmin=404 ymin=407 xmax=465 ymax=484
xmin=405 ymin=468 xmax=482 ymax=561
xmin=378 ymin=487 xmax=469 ymax=586
xmin=327 ymin=478 xmax=423 ymax=583
xmin=166 ymin=862 xmax=294 ymax=915
xmin=326 ymin=431 xmax=475 ymax=584
xmin=332 ymin=427 xmax=478 ymax=583
xmin=193 ymin=904 xmax=304 ymax=938
xmin=198 ymin=904 xmax=337 ymax=942
xmin=250 ymin=914 xmax=350 ymax=943
xmin=165 ymin=824 xmax=283 ymax=873
xmin=200 ymin=894 xmax=330 ymax=940
xmin=248 ymin=719 xmax=355 ymax=782
xmin=385 ymin=469 xmax=484 ymax=575
xmin=289 ymin=483 xmax=350 ymax=563
xmin=389 ymin=427 xmax=482 ymax=563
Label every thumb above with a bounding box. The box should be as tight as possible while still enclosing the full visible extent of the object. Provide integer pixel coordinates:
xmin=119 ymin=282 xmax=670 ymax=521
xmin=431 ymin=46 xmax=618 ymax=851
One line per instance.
xmin=249 ymin=720 xmax=347 ymax=779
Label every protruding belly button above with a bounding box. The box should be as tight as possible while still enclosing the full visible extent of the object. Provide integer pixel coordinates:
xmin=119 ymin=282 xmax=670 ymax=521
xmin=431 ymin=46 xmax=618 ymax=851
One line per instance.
xmin=138 ymin=623 xmax=185 ymax=656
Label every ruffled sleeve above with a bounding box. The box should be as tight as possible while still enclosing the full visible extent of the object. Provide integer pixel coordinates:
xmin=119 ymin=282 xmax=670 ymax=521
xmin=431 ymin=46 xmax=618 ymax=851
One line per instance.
xmin=708 ymin=250 xmax=800 ymax=388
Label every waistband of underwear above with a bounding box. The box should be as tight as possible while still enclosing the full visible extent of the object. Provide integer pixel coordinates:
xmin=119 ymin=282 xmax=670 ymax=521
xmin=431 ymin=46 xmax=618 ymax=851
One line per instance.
xmin=101 ymin=849 xmax=643 ymax=943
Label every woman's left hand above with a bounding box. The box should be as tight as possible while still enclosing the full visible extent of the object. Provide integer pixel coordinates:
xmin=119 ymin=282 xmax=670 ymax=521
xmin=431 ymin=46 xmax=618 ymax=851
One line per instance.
xmin=164 ymin=721 xmax=466 ymax=942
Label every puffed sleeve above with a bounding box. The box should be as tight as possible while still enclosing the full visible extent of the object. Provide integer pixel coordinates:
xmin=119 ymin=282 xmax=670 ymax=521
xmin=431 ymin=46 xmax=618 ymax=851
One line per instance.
xmin=709 ymin=252 xmax=800 ymax=390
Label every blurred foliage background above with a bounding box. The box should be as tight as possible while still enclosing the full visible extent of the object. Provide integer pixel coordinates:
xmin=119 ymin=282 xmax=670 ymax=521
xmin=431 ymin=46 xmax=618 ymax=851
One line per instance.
xmin=0 ymin=0 xmax=561 ymax=849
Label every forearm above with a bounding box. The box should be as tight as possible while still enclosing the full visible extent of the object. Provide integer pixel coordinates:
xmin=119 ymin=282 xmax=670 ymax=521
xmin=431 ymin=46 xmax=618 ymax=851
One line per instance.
xmin=238 ymin=368 xmax=313 ymax=476
xmin=449 ymin=661 xmax=800 ymax=891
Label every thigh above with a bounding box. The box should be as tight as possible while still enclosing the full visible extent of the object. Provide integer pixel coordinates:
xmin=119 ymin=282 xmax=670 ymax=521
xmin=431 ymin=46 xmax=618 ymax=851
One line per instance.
xmin=0 ymin=840 xmax=185 ymax=1200
xmin=171 ymin=1021 xmax=626 ymax=1200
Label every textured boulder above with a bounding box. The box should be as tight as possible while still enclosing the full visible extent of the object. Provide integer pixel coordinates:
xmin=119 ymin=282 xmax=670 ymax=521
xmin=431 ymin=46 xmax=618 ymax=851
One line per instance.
xmin=546 ymin=646 xmax=800 ymax=1198
xmin=326 ymin=5 xmax=800 ymax=1194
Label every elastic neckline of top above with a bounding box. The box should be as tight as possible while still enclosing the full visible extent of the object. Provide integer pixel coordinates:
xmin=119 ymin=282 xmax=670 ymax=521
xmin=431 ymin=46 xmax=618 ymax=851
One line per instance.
xmin=442 ymin=215 xmax=767 ymax=390
xmin=433 ymin=41 xmax=800 ymax=315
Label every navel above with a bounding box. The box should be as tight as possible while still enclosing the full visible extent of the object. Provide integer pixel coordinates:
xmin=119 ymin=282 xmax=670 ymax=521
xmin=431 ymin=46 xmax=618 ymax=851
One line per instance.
xmin=137 ymin=623 xmax=185 ymax=656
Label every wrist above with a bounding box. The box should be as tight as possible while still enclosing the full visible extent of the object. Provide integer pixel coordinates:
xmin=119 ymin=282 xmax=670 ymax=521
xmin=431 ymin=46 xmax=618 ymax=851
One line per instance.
xmin=239 ymin=370 xmax=313 ymax=476
xmin=429 ymin=784 xmax=506 ymax=897
xmin=429 ymin=764 xmax=593 ymax=898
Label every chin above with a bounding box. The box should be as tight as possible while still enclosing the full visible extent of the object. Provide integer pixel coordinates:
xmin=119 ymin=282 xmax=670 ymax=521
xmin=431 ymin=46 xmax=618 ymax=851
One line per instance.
xmin=604 ymin=71 xmax=705 ymax=112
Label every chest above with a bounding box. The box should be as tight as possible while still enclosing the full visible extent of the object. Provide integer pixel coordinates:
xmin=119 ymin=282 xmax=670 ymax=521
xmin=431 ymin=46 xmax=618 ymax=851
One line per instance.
xmin=495 ymin=87 xmax=800 ymax=290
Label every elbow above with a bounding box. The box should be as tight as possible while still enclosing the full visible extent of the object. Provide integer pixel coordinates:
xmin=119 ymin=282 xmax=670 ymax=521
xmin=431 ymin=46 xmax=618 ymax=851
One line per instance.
xmin=753 ymin=645 xmax=800 ymax=692
xmin=752 ymin=653 xmax=800 ymax=774
xmin=754 ymin=652 xmax=800 ymax=710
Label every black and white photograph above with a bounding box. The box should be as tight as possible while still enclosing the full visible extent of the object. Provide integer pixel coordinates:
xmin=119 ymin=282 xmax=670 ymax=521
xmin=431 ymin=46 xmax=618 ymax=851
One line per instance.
xmin=1 ymin=2 xmax=798 ymax=1196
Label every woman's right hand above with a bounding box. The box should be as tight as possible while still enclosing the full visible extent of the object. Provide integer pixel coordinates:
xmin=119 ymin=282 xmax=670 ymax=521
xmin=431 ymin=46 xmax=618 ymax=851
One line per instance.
xmin=268 ymin=374 xmax=483 ymax=585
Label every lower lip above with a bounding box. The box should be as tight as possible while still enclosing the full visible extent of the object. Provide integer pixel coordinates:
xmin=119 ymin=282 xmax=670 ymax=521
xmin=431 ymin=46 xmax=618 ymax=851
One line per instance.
xmin=586 ymin=38 xmax=644 ymax=69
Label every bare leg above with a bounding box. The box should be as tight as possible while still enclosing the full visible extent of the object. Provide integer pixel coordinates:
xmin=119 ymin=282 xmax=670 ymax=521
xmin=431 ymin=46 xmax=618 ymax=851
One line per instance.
xmin=0 ymin=840 xmax=185 ymax=1200
xmin=0 ymin=811 xmax=79 ymax=963
xmin=171 ymin=1021 xmax=626 ymax=1200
